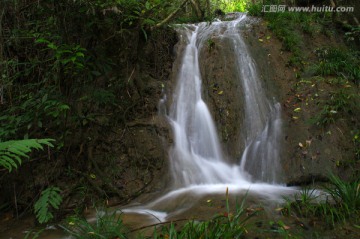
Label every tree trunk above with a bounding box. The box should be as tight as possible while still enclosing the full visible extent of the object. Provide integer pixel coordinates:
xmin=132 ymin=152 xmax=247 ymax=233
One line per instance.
xmin=206 ymin=0 xmax=211 ymax=17
xmin=0 ymin=8 xmax=5 ymax=105
xmin=190 ymin=0 xmax=203 ymax=20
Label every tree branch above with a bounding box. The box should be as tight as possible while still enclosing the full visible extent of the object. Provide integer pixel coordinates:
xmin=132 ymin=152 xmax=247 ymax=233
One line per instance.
xmin=151 ymin=0 xmax=189 ymax=30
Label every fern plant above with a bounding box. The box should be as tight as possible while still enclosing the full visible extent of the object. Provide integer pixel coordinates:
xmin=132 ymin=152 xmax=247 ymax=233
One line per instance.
xmin=0 ymin=139 xmax=54 ymax=172
xmin=61 ymin=209 xmax=128 ymax=239
xmin=34 ymin=186 xmax=63 ymax=224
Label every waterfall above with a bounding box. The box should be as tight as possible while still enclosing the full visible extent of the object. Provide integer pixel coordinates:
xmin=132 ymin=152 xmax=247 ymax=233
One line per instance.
xmin=168 ymin=23 xmax=247 ymax=188
xmin=169 ymin=13 xmax=282 ymax=186
xmin=226 ymin=17 xmax=283 ymax=183
xmin=122 ymin=13 xmax=294 ymax=222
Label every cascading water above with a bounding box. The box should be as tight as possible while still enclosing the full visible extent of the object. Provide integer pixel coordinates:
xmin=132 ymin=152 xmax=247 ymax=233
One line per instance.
xmin=226 ymin=18 xmax=283 ymax=183
xmin=168 ymin=23 xmax=246 ymax=188
xmin=169 ymin=13 xmax=282 ymax=187
xmin=122 ymin=13 xmax=296 ymax=223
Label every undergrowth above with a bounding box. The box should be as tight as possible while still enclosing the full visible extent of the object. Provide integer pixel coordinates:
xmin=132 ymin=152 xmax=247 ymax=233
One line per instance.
xmin=247 ymin=7 xmax=311 ymax=75
xmin=315 ymin=47 xmax=360 ymax=85
xmin=41 ymin=178 xmax=359 ymax=238
xmin=282 ymin=174 xmax=360 ymax=227
xmin=153 ymin=190 xmax=253 ymax=239
xmin=60 ymin=189 xmax=255 ymax=239
xmin=61 ymin=209 xmax=128 ymax=239
xmin=310 ymin=87 xmax=358 ymax=127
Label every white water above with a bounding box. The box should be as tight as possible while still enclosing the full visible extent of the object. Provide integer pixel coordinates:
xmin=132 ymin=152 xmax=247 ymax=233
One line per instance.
xmin=122 ymin=13 xmax=295 ymax=221
xmin=168 ymin=21 xmax=246 ymax=187
xmin=169 ymin=13 xmax=282 ymax=186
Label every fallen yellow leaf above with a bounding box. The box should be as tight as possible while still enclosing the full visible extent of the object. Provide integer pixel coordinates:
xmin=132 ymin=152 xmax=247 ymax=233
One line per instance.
xmin=283 ymin=225 xmax=291 ymax=230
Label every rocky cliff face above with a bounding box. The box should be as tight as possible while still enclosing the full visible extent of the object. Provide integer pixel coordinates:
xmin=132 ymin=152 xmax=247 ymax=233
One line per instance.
xmin=167 ymin=18 xmax=358 ymax=185
xmin=198 ymin=29 xmax=245 ymax=162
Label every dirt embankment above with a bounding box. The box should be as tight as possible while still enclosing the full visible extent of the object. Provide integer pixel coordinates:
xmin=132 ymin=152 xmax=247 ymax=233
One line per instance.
xmin=244 ymin=20 xmax=358 ymax=185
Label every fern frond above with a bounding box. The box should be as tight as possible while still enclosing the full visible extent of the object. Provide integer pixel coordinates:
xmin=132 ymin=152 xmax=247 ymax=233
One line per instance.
xmin=34 ymin=187 xmax=62 ymax=224
xmin=0 ymin=139 xmax=54 ymax=172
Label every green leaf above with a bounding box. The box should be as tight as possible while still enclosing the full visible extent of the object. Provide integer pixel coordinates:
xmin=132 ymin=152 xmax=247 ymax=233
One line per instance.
xmin=141 ymin=28 xmax=148 ymax=41
xmin=0 ymin=139 xmax=55 ymax=172
xmin=4 ymin=151 xmax=22 ymax=164
xmin=0 ymin=156 xmax=15 ymax=171
xmin=8 ymin=147 xmax=29 ymax=158
xmin=76 ymin=52 xmax=85 ymax=57
xmin=35 ymin=38 xmax=49 ymax=44
xmin=34 ymin=187 xmax=62 ymax=224
xmin=59 ymin=104 xmax=70 ymax=110
xmin=42 ymin=94 xmax=48 ymax=103
xmin=47 ymin=42 xmax=57 ymax=50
